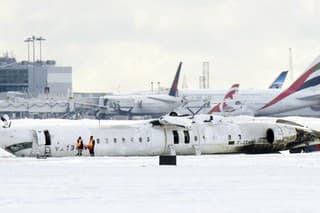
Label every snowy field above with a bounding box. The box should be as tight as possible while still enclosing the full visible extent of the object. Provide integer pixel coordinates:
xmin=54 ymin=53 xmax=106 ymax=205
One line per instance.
xmin=1 ymin=154 xmax=320 ymax=213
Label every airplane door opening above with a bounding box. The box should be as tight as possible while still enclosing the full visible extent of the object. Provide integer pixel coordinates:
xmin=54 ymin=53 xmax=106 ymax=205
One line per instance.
xmin=184 ymin=130 xmax=190 ymax=144
xmin=44 ymin=130 xmax=51 ymax=146
xmin=173 ymin=130 xmax=179 ymax=144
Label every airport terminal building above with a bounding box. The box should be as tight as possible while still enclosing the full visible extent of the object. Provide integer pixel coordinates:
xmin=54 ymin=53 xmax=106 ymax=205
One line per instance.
xmin=0 ymin=56 xmax=72 ymax=97
xmin=0 ymin=56 xmax=75 ymax=118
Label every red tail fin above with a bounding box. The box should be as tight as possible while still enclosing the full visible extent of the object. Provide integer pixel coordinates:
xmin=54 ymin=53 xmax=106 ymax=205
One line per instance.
xmin=208 ymin=84 xmax=240 ymax=114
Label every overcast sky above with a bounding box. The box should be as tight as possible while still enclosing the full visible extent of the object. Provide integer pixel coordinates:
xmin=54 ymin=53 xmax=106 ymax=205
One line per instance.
xmin=0 ymin=0 xmax=319 ymax=93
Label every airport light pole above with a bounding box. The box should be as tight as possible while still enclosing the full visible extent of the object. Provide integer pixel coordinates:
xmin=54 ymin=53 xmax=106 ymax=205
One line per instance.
xmin=36 ymin=36 xmax=46 ymax=62
xmin=24 ymin=37 xmax=32 ymax=62
xmin=31 ymin=35 xmax=36 ymax=94
xmin=31 ymin=35 xmax=36 ymax=63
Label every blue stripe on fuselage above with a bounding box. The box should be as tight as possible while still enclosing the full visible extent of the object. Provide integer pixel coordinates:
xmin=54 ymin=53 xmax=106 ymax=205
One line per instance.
xmin=297 ymin=75 xmax=320 ymax=91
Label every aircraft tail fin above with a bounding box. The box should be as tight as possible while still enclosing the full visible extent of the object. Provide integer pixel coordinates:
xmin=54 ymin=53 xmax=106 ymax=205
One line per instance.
xmin=208 ymin=103 xmax=223 ymax=113
xmin=208 ymin=83 xmax=240 ymax=114
xmin=269 ymin=71 xmax=288 ymax=89
xmin=260 ymin=55 xmax=320 ymax=110
xmin=168 ymin=62 xmax=182 ymax=97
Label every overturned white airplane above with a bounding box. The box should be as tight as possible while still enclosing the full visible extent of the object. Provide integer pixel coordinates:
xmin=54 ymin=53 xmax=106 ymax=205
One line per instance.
xmin=0 ymin=114 xmax=319 ymax=157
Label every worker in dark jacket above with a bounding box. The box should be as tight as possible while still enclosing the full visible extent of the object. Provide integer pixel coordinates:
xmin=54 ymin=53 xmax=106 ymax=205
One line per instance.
xmin=87 ymin=136 xmax=95 ymax=157
xmin=76 ymin=136 xmax=84 ymax=156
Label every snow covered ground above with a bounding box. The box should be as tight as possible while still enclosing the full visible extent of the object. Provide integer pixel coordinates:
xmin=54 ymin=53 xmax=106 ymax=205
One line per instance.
xmin=1 ymin=154 xmax=320 ymax=213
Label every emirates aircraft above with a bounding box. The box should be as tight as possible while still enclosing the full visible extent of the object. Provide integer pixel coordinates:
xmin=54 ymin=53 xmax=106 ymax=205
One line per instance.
xmin=181 ymin=55 xmax=320 ymax=117
xmin=0 ymin=113 xmax=319 ymax=157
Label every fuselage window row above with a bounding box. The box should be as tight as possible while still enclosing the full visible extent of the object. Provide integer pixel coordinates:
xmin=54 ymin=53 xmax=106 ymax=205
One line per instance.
xmin=100 ymin=137 xmax=152 ymax=145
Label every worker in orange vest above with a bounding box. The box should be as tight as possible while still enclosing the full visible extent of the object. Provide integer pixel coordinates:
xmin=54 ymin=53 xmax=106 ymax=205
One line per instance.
xmin=76 ymin=136 xmax=84 ymax=156
xmin=87 ymin=136 xmax=95 ymax=157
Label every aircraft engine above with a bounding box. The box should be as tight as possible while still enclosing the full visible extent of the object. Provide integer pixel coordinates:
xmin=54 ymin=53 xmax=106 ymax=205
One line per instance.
xmin=266 ymin=125 xmax=297 ymax=144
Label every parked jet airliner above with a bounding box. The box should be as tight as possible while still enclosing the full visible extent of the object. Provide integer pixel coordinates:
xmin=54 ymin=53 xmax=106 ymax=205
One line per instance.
xmin=181 ymin=55 xmax=320 ymax=117
xmin=179 ymin=70 xmax=287 ymax=115
xmin=96 ymin=62 xmax=184 ymax=118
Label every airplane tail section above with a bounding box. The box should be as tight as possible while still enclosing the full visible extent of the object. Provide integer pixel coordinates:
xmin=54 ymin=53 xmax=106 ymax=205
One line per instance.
xmin=260 ymin=55 xmax=320 ymax=110
xmin=208 ymin=83 xmax=240 ymax=114
xmin=168 ymin=62 xmax=182 ymax=97
xmin=208 ymin=103 xmax=223 ymax=113
xmin=269 ymin=71 xmax=288 ymax=89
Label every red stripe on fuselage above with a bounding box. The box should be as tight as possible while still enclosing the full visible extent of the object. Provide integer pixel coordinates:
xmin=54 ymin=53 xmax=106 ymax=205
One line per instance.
xmin=260 ymin=63 xmax=319 ymax=110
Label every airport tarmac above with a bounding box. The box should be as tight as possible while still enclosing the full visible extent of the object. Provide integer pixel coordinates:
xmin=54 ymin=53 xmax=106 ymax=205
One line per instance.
xmin=0 ymin=154 xmax=320 ymax=213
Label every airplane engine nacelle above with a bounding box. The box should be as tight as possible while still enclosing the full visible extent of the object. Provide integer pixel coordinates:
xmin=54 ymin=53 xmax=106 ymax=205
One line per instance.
xmin=266 ymin=125 xmax=297 ymax=144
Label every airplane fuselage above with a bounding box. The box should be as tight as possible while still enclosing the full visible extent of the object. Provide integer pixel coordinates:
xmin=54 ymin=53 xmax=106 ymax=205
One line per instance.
xmin=0 ymin=116 xmax=299 ymax=157
xmin=181 ymin=88 xmax=320 ymax=117
xmin=99 ymin=95 xmax=183 ymax=116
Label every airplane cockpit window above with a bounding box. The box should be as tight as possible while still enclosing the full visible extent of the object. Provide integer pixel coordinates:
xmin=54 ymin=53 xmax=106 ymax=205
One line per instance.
xmin=113 ymin=138 xmax=117 ymax=143
xmin=184 ymin=131 xmax=190 ymax=144
xmin=173 ymin=130 xmax=179 ymax=144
